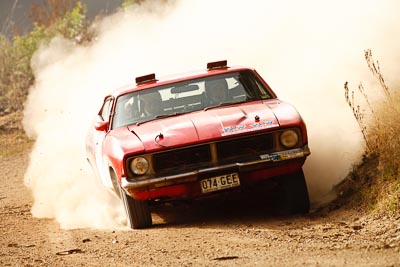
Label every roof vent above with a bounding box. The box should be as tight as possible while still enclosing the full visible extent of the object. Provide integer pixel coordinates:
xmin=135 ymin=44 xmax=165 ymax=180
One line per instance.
xmin=207 ymin=60 xmax=228 ymax=70
xmin=135 ymin=73 xmax=157 ymax=85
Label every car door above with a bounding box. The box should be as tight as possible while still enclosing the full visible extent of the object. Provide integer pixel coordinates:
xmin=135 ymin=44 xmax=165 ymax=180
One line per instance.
xmin=93 ymin=96 xmax=115 ymax=189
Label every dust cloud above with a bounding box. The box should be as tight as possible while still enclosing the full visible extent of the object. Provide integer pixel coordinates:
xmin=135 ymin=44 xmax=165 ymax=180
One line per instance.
xmin=23 ymin=0 xmax=400 ymax=228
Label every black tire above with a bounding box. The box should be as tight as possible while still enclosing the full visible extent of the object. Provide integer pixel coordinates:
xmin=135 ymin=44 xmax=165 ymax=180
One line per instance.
xmin=111 ymin=171 xmax=152 ymax=229
xmin=118 ymin=184 xmax=152 ymax=229
xmin=278 ymin=169 xmax=310 ymax=215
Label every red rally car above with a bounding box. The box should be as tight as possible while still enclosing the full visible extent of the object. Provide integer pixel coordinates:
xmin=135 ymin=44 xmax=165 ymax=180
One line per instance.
xmin=86 ymin=60 xmax=311 ymax=229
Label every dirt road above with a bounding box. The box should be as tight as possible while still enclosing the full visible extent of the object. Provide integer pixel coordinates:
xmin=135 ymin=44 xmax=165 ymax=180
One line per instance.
xmin=1 ymin=151 xmax=399 ymax=266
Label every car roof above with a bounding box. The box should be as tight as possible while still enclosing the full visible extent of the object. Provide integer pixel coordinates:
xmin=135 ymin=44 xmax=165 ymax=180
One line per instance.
xmin=109 ymin=64 xmax=255 ymax=98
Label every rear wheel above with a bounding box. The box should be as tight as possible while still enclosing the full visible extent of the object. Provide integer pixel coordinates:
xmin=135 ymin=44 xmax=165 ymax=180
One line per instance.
xmin=111 ymin=171 xmax=152 ymax=229
xmin=278 ymin=169 xmax=310 ymax=215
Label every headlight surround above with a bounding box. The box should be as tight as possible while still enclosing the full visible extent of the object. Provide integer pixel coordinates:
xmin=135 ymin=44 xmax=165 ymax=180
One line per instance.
xmin=130 ymin=157 xmax=149 ymax=175
xmin=280 ymin=129 xmax=299 ymax=148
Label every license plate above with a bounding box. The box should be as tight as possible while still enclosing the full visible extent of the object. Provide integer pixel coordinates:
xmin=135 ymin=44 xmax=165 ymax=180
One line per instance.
xmin=200 ymin=173 xmax=240 ymax=193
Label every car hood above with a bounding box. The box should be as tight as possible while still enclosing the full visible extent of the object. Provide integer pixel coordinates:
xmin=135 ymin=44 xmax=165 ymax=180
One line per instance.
xmin=126 ymin=100 xmax=301 ymax=152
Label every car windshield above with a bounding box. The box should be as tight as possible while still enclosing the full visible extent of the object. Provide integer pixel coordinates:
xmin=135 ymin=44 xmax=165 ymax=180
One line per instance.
xmin=111 ymin=70 xmax=273 ymax=129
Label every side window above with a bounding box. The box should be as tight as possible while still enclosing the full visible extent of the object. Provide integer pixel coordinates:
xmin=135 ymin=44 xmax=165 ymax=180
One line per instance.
xmin=239 ymin=71 xmax=272 ymax=100
xmin=252 ymin=78 xmax=271 ymax=99
xmin=100 ymin=97 xmax=113 ymax=121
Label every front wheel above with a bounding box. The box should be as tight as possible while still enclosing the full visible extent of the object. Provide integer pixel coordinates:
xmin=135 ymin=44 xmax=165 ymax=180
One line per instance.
xmin=118 ymin=184 xmax=153 ymax=229
xmin=111 ymin=170 xmax=152 ymax=229
xmin=278 ymin=169 xmax=310 ymax=215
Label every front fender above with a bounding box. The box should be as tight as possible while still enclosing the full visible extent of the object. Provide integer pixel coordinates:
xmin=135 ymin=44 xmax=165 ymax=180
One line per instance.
xmin=104 ymin=137 xmax=126 ymax=183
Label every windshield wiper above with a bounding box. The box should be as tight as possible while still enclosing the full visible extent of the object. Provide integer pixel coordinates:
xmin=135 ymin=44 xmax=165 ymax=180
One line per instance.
xmin=155 ymin=112 xmax=184 ymax=119
xmin=135 ymin=112 xmax=184 ymax=126
xmin=204 ymin=100 xmax=248 ymax=111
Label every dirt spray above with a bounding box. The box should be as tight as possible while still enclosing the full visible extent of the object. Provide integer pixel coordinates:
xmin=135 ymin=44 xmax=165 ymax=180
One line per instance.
xmin=23 ymin=0 xmax=400 ymax=229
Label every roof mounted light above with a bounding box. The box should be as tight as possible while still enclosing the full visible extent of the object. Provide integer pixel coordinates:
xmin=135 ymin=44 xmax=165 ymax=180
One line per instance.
xmin=207 ymin=60 xmax=228 ymax=70
xmin=135 ymin=73 xmax=157 ymax=85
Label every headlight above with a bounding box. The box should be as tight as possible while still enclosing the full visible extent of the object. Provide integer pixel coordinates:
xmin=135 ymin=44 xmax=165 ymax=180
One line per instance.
xmin=130 ymin=157 xmax=149 ymax=175
xmin=280 ymin=129 xmax=299 ymax=148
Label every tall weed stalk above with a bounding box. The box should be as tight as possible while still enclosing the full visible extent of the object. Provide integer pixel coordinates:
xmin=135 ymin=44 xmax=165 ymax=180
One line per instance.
xmin=344 ymin=49 xmax=399 ymax=213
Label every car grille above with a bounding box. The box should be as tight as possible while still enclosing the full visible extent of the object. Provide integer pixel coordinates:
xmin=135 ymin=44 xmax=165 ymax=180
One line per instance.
xmin=217 ymin=133 xmax=274 ymax=164
xmin=152 ymin=144 xmax=212 ymax=173
xmin=152 ymin=133 xmax=274 ymax=174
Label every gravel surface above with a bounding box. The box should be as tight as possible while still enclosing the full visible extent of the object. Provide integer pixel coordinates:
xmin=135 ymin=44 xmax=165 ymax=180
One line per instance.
xmin=1 ymin=152 xmax=399 ymax=266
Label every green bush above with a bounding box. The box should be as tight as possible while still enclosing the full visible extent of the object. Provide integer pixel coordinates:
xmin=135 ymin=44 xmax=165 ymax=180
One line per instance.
xmin=121 ymin=0 xmax=137 ymax=8
xmin=0 ymin=1 xmax=87 ymax=115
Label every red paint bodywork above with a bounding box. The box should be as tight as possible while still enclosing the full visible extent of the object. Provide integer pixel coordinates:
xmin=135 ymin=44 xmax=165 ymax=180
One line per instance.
xmin=86 ymin=64 xmax=310 ymax=203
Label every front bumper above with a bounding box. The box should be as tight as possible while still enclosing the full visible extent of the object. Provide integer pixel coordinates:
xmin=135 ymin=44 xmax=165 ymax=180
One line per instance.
xmin=121 ymin=145 xmax=310 ymax=194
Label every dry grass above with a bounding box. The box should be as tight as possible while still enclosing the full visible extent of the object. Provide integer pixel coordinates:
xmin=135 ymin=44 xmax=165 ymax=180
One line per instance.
xmin=369 ymin=94 xmax=400 ymax=213
xmin=340 ymin=50 xmax=400 ymax=214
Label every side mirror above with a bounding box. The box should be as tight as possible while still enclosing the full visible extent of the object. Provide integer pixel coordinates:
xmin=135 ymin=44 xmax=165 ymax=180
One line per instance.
xmin=94 ymin=116 xmax=109 ymax=131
